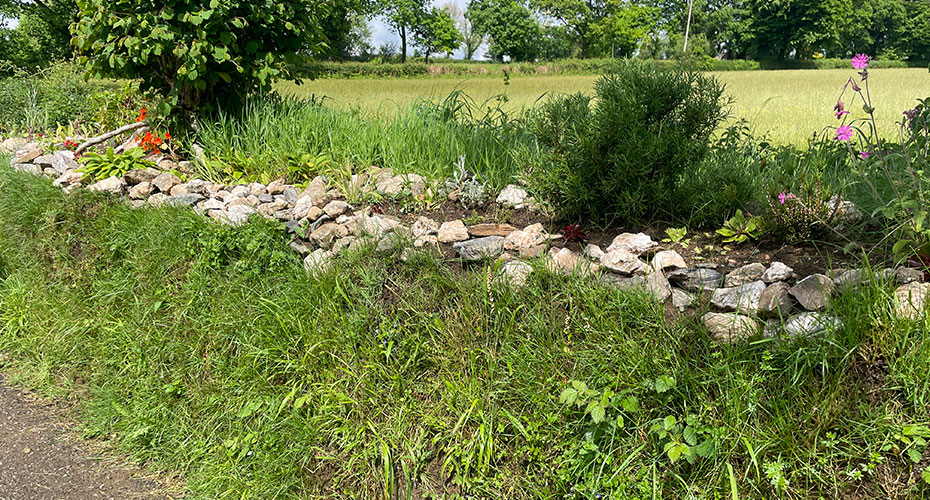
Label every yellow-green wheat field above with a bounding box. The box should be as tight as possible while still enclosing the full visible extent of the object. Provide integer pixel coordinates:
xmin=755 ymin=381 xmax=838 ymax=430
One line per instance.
xmin=278 ymin=68 xmax=930 ymax=145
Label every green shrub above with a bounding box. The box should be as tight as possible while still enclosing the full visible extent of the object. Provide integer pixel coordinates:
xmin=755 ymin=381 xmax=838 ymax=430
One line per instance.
xmin=526 ymin=61 xmax=728 ymax=224
xmin=73 ymin=0 xmax=329 ymax=120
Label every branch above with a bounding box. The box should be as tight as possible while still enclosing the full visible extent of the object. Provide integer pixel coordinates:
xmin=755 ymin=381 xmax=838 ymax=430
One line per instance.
xmin=75 ymin=121 xmax=149 ymax=155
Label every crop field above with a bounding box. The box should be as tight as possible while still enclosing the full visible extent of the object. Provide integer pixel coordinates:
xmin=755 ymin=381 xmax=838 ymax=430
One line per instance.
xmin=279 ymin=68 xmax=930 ymax=144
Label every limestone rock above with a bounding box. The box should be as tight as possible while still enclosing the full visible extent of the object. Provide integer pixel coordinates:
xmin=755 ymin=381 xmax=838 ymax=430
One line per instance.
xmin=711 ymin=281 xmax=766 ymax=314
xmin=496 ymin=184 xmax=529 ymax=208
xmin=547 ymin=247 xmax=590 ymax=274
xmin=503 ymin=223 xmax=547 ymax=251
xmin=783 ymin=313 xmax=842 ymax=337
xmin=762 ymin=262 xmax=794 ymax=283
xmin=438 ymin=220 xmax=469 ymax=243
xmin=667 ymin=268 xmax=723 ymax=292
xmin=757 ymin=282 xmax=794 ymax=317
xmin=52 ymin=170 xmax=83 ymax=187
xmin=789 ymin=274 xmax=834 ymax=311
xmin=412 ymin=217 xmax=439 ymax=238
xmin=601 ymin=274 xmax=647 ymax=292
xmin=671 ymin=288 xmax=695 ymax=311
xmin=303 ymin=248 xmax=332 ymax=274
xmin=0 ymin=137 xmax=28 ymax=153
xmin=651 ymin=250 xmax=687 ymax=272
xmin=499 ymin=260 xmax=533 ymax=287
xmin=724 ymin=263 xmax=766 ymax=287
xmin=124 ymin=167 xmax=161 ymax=185
xmin=166 ymin=193 xmax=204 ymax=207
xmin=606 ymin=232 xmax=657 ymax=256
xmin=152 ymin=172 xmax=182 ymax=193
xmin=51 ymin=151 xmax=79 ymax=174
xmin=323 ymin=200 xmax=352 ymax=218
xmin=309 ymin=222 xmax=349 ymax=249
xmin=894 ymin=282 xmax=930 ymax=320
xmin=468 ymin=223 xmax=517 ymax=237
xmin=11 ymin=146 xmax=41 ymax=164
xmin=87 ymin=176 xmax=126 ymax=194
xmin=896 ymin=267 xmax=924 ymax=285
xmin=599 ymin=247 xmax=647 ymax=275
xmin=645 ymin=268 xmax=672 ymax=302
xmin=452 ymin=236 xmax=505 ymax=262
xmin=129 ymin=181 xmax=154 ymax=199
xmin=702 ymin=312 xmax=759 ymax=343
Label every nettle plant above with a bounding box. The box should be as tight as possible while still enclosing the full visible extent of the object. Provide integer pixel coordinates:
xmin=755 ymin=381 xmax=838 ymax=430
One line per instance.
xmin=830 ymin=54 xmax=930 ymax=260
xmin=72 ymin=0 xmax=327 ymax=122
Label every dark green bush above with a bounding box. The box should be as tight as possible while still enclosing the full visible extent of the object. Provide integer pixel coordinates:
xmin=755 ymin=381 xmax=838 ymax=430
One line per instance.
xmin=526 ymin=61 xmax=728 ymax=224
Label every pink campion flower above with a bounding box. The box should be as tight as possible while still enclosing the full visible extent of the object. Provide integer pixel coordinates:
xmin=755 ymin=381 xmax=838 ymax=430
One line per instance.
xmin=778 ymin=192 xmax=797 ymax=204
xmin=834 ymin=100 xmax=849 ymax=119
xmin=852 ymin=54 xmax=869 ymax=70
xmin=859 ymin=151 xmax=871 ymax=159
xmin=836 ymin=125 xmax=854 ymax=141
xmin=904 ymin=109 xmax=917 ymax=121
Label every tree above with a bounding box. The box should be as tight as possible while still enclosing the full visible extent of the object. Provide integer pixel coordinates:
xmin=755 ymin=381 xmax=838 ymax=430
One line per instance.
xmin=444 ymin=1 xmax=483 ymax=59
xmin=467 ymin=0 xmax=541 ymax=61
xmin=72 ymin=0 xmax=328 ymax=120
xmin=320 ymin=0 xmax=375 ymax=60
xmin=380 ymin=0 xmax=427 ymax=62
xmin=0 ymin=0 xmax=76 ymax=69
xmin=413 ymin=7 xmax=462 ymax=63
xmin=530 ymin=0 xmax=600 ymax=58
xmin=590 ymin=2 xmax=658 ymax=57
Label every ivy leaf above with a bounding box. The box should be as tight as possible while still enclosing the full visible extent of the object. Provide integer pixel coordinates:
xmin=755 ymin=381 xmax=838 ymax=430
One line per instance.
xmin=907 ymin=447 xmax=923 ymax=463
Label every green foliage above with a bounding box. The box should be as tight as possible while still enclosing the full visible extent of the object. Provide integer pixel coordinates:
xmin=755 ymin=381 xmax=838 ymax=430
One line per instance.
xmin=378 ymin=0 xmax=427 ymax=62
xmin=0 ymin=0 xmax=75 ymax=71
xmin=467 ymin=0 xmax=542 ymax=61
xmin=1 ymin=164 xmax=930 ymax=498
xmin=527 ymin=61 xmax=727 ymax=224
xmin=72 ymin=0 xmax=328 ymax=119
xmin=662 ymin=227 xmax=690 ymax=247
xmin=195 ymin=92 xmax=537 ymax=189
xmin=411 ymin=6 xmax=462 ymax=63
xmin=0 ymin=62 xmax=123 ymax=133
xmin=78 ymin=147 xmax=154 ymax=182
xmin=716 ymin=209 xmax=762 ymax=244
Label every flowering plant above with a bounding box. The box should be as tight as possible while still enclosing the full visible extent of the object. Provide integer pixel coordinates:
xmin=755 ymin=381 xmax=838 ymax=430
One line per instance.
xmin=833 ymin=54 xmax=930 ymax=259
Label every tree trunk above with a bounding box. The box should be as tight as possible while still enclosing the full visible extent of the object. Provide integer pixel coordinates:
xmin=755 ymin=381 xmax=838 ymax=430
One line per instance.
xmin=400 ymin=25 xmax=407 ymax=63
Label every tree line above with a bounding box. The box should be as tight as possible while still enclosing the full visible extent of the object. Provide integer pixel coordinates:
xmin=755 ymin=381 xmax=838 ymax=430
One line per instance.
xmin=1 ymin=0 xmax=929 ymax=72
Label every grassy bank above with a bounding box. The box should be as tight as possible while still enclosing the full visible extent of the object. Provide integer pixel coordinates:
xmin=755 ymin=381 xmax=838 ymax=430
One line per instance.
xmin=279 ymin=68 xmax=930 ymax=145
xmin=0 ymin=164 xmax=928 ymax=499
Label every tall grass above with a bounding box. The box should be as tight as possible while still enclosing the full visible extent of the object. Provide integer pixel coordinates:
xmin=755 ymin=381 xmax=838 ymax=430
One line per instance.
xmin=195 ymin=91 xmax=538 ymax=189
xmin=0 ymin=164 xmax=928 ymax=499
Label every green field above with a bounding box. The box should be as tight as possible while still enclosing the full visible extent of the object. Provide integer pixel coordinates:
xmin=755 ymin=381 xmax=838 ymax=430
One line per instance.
xmin=279 ymin=68 xmax=930 ymax=144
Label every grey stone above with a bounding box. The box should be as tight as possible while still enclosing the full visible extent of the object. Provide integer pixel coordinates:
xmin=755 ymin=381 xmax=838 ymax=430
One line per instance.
xmin=724 ymin=263 xmax=766 ymax=287
xmin=303 ymin=248 xmax=332 ymax=274
xmin=33 ymin=154 xmax=55 ymax=167
xmin=309 ymin=222 xmax=349 ymax=249
xmin=151 ymin=172 xmax=182 ymax=192
xmin=651 ymin=250 xmax=687 ymax=271
xmin=671 ymin=288 xmax=695 ymax=311
xmin=711 ymin=280 xmax=766 ymax=314
xmin=87 ymin=176 xmax=126 ymax=194
xmin=258 ymin=193 xmax=274 ymax=204
xmin=12 ymin=163 xmax=40 ymax=175
xmin=789 ymin=274 xmax=834 ymax=311
xmin=599 ymin=248 xmax=648 ymax=275
xmin=147 ymin=193 xmax=169 ymax=207
xmin=496 ymin=184 xmax=529 ymax=208
xmin=166 ymin=193 xmax=204 ymax=207
xmin=783 ymin=313 xmax=842 ymax=337
xmin=702 ymin=312 xmax=759 ymax=343
xmin=11 ymin=146 xmax=41 ymax=164
xmin=438 ymin=220 xmax=470 ymax=243
xmin=606 ymin=232 xmax=657 ymax=256
xmin=894 ymin=282 xmax=930 ymax=320
xmin=667 ymin=268 xmax=723 ymax=292
xmin=323 ymin=200 xmax=352 ymax=218
xmin=757 ymin=282 xmax=794 ymax=317
xmin=452 ymin=236 xmax=505 ymax=262
xmin=129 ymin=181 xmax=154 ymax=199
xmin=50 ymin=151 xmax=79 ymax=174
xmin=896 ymin=267 xmax=924 ymax=285
xmin=601 ymin=274 xmax=647 ymax=292
xmin=123 ymin=167 xmax=161 ymax=185
xmin=762 ymin=262 xmax=794 ymax=283
xmin=499 ymin=260 xmax=533 ymax=287
xmin=282 ymin=188 xmax=298 ymax=204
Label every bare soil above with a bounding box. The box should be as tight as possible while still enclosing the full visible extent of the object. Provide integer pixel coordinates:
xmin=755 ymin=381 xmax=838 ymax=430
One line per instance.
xmin=0 ymin=375 xmax=180 ymax=500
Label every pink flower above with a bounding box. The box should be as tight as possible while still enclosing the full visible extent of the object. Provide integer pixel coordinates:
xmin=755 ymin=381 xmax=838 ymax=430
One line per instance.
xmin=836 ymin=125 xmax=854 ymax=141
xmin=852 ymin=54 xmax=869 ymax=70
xmin=834 ymin=100 xmax=850 ymax=120
xmin=859 ymin=151 xmax=871 ymax=159
xmin=778 ymin=192 xmax=796 ymax=204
